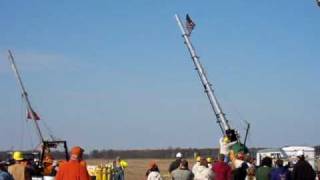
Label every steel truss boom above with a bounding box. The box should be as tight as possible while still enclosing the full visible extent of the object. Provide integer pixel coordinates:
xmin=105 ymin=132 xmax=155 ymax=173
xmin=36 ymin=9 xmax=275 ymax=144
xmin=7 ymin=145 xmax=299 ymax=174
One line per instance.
xmin=175 ymin=14 xmax=231 ymax=135
xmin=8 ymin=50 xmax=44 ymax=143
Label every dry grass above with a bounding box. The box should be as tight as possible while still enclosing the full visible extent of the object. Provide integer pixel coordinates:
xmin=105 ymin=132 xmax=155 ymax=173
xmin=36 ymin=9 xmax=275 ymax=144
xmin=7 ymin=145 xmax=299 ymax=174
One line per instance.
xmin=86 ymin=158 xmax=196 ymax=180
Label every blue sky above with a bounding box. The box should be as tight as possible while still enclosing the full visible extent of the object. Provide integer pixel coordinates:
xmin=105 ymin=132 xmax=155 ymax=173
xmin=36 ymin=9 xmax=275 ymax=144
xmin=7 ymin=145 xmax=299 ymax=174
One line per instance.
xmin=0 ymin=0 xmax=319 ymax=151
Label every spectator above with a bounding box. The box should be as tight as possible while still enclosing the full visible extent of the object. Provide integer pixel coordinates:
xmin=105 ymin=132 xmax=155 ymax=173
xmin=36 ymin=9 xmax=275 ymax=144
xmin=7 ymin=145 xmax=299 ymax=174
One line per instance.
xmin=246 ymin=166 xmax=256 ymax=180
xmin=43 ymin=154 xmax=58 ymax=176
xmin=207 ymin=157 xmax=213 ymax=169
xmin=169 ymin=152 xmax=183 ymax=173
xmin=212 ymin=154 xmax=231 ymax=180
xmin=292 ymin=150 xmax=315 ymax=180
xmin=270 ymin=159 xmax=291 ymax=180
xmin=146 ymin=161 xmax=162 ymax=180
xmin=231 ymin=152 xmax=248 ymax=180
xmin=255 ymin=157 xmax=272 ymax=180
xmin=55 ymin=146 xmax=90 ymax=180
xmin=0 ymin=160 xmax=13 ymax=180
xmin=194 ymin=158 xmax=214 ymax=180
xmin=192 ymin=156 xmax=201 ymax=175
xmin=171 ymin=159 xmax=194 ymax=180
xmin=114 ymin=156 xmax=128 ymax=180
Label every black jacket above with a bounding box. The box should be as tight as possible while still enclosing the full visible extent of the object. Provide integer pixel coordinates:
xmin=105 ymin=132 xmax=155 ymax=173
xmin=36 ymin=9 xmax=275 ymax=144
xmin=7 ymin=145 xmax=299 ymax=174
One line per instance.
xmin=169 ymin=159 xmax=181 ymax=173
xmin=292 ymin=159 xmax=316 ymax=180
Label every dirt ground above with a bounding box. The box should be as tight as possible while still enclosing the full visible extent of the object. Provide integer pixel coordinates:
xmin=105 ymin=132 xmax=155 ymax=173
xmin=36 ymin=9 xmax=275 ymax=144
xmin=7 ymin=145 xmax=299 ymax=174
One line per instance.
xmin=86 ymin=158 xmax=196 ymax=180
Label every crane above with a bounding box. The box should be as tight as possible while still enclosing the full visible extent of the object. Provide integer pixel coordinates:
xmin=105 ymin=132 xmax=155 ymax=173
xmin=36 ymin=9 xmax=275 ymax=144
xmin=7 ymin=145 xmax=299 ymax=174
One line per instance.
xmin=7 ymin=50 xmax=69 ymax=163
xmin=174 ymin=14 xmax=240 ymax=142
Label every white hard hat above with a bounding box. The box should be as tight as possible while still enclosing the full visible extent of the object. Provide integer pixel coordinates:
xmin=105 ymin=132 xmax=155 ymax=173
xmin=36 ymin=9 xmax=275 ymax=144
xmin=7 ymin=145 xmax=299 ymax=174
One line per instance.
xmin=296 ymin=150 xmax=304 ymax=157
xmin=176 ymin=152 xmax=183 ymax=158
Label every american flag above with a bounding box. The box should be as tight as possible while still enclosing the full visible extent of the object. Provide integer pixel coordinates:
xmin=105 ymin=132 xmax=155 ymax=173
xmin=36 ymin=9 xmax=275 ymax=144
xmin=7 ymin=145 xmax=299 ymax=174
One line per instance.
xmin=27 ymin=109 xmax=40 ymax=120
xmin=186 ymin=14 xmax=196 ymax=35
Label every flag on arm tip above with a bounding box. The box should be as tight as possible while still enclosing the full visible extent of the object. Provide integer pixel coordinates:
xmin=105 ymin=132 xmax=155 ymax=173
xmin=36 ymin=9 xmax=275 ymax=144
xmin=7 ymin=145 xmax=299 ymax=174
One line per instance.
xmin=26 ymin=109 xmax=40 ymax=120
xmin=186 ymin=14 xmax=196 ymax=35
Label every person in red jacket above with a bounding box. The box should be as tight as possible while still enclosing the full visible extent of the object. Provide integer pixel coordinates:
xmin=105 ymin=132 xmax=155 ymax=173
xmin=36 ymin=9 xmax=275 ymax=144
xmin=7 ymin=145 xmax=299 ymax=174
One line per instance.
xmin=212 ymin=154 xmax=232 ymax=180
xmin=56 ymin=146 xmax=90 ymax=180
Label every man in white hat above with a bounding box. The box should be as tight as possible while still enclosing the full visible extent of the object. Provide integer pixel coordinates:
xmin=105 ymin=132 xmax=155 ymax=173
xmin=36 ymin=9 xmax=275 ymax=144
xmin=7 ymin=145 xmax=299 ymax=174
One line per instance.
xmin=168 ymin=152 xmax=183 ymax=173
xmin=292 ymin=150 xmax=316 ymax=180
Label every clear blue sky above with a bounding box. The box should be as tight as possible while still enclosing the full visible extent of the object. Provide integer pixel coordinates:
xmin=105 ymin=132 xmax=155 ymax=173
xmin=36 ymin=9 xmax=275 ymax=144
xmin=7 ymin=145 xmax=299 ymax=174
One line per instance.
xmin=0 ymin=0 xmax=319 ymax=151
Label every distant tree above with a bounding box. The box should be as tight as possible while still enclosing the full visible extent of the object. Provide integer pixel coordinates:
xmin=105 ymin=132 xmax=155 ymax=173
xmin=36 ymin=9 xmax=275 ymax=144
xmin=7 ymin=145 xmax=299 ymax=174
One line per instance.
xmin=90 ymin=149 xmax=100 ymax=158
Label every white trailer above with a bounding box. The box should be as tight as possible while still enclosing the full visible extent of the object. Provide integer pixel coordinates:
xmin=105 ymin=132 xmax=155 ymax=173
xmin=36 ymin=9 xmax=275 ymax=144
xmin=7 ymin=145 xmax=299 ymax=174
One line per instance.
xmin=282 ymin=146 xmax=316 ymax=170
xmin=256 ymin=148 xmax=288 ymax=166
xmin=256 ymin=146 xmax=316 ymax=170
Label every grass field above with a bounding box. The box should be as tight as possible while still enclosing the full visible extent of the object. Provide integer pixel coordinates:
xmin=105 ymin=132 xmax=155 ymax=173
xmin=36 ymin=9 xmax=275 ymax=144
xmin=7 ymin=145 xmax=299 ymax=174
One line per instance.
xmin=86 ymin=158 xmax=196 ymax=180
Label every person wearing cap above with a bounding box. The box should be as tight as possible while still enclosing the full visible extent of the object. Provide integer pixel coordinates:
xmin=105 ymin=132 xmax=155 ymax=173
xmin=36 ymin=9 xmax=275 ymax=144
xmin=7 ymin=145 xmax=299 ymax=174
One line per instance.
xmin=146 ymin=161 xmax=162 ymax=180
xmin=193 ymin=158 xmax=214 ymax=180
xmin=219 ymin=136 xmax=237 ymax=162
xmin=55 ymin=146 xmax=90 ymax=180
xmin=0 ymin=160 xmax=13 ymax=180
xmin=8 ymin=151 xmax=31 ymax=180
xmin=206 ymin=157 xmax=213 ymax=169
xmin=292 ymin=150 xmax=315 ymax=180
xmin=171 ymin=159 xmax=194 ymax=180
xmin=169 ymin=152 xmax=183 ymax=173
xmin=192 ymin=156 xmax=201 ymax=175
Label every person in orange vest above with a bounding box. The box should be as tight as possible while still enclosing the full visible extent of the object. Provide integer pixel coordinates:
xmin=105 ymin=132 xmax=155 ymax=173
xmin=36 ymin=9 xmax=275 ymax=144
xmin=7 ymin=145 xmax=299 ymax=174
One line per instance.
xmin=55 ymin=146 xmax=90 ymax=180
xmin=43 ymin=154 xmax=57 ymax=176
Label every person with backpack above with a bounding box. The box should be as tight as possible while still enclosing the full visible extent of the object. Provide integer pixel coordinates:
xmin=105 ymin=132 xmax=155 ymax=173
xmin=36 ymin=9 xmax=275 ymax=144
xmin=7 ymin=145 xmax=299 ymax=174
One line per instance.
xmin=270 ymin=159 xmax=291 ymax=180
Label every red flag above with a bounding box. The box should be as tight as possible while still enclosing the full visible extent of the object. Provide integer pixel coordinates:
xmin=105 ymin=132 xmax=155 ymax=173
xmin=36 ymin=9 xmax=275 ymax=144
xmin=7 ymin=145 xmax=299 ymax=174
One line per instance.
xmin=186 ymin=14 xmax=196 ymax=35
xmin=27 ymin=109 xmax=40 ymax=120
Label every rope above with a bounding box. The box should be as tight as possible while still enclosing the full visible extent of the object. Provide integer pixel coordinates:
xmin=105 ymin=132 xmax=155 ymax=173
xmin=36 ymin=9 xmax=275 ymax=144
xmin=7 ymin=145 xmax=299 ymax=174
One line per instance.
xmin=41 ymin=119 xmax=56 ymax=141
xmin=19 ymin=95 xmax=25 ymax=149
xmin=219 ymin=87 xmax=248 ymax=132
